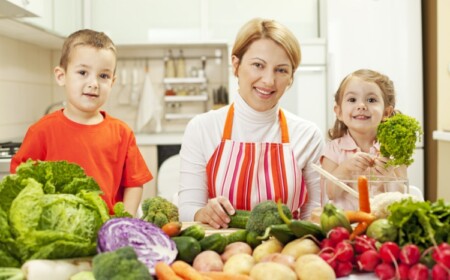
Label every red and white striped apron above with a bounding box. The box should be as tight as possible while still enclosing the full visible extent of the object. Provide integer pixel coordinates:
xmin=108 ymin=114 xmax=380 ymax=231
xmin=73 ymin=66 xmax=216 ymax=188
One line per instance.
xmin=206 ymin=104 xmax=307 ymax=214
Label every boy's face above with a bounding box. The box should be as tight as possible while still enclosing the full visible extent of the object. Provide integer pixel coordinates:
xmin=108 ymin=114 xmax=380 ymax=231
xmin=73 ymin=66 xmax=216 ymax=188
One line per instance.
xmin=54 ymin=45 xmax=116 ymax=118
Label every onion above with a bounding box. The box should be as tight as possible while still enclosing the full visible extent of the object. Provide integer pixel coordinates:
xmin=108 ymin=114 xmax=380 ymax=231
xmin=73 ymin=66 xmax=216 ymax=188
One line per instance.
xmin=97 ymin=217 xmax=177 ymax=274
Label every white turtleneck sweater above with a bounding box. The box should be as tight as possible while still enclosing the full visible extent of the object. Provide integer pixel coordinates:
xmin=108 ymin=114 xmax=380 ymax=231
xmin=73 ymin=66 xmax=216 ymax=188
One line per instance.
xmin=178 ymin=93 xmax=324 ymax=221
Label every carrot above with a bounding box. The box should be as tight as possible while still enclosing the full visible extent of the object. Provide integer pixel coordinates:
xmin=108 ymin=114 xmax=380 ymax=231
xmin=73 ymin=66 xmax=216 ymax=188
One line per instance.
xmin=349 ymin=221 xmax=369 ymax=240
xmin=358 ymin=175 xmax=371 ymax=213
xmin=155 ymin=261 xmax=184 ymax=280
xmin=345 ymin=210 xmax=377 ymax=224
xmin=171 ymin=260 xmax=204 ymax=280
xmin=161 ymin=221 xmax=182 ymax=237
xmin=201 ymin=271 xmax=253 ymax=280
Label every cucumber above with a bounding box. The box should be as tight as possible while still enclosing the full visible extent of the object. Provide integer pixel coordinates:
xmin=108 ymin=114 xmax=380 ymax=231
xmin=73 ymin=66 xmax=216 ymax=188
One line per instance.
xmin=226 ymin=229 xmax=248 ymax=245
xmin=289 ymin=220 xmax=325 ymax=239
xmin=179 ymin=224 xmax=205 ymax=241
xmin=228 ymin=210 xmax=251 ymax=229
xmin=172 ymin=236 xmax=202 ymax=264
xmin=246 ymin=231 xmax=262 ymax=249
xmin=199 ymin=233 xmax=228 ymax=254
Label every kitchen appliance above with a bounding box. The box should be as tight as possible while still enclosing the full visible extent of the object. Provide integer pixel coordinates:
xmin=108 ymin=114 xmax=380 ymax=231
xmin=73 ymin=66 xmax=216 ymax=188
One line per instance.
xmin=325 ymin=0 xmax=424 ymax=194
xmin=0 ymin=141 xmax=21 ymax=179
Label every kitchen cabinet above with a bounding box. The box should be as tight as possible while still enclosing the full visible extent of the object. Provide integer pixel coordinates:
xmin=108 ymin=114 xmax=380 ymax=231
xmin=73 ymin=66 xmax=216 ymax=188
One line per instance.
xmin=87 ymin=0 xmax=322 ymax=44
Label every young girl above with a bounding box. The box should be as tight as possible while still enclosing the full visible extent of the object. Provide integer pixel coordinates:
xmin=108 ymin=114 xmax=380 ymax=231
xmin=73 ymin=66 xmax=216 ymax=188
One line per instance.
xmin=321 ymin=69 xmax=407 ymax=210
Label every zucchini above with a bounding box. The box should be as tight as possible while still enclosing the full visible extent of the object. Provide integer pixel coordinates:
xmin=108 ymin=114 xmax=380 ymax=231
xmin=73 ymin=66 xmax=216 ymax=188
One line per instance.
xmin=226 ymin=229 xmax=248 ymax=245
xmin=289 ymin=220 xmax=325 ymax=239
xmin=199 ymin=233 xmax=228 ymax=254
xmin=228 ymin=210 xmax=251 ymax=229
xmin=179 ymin=224 xmax=205 ymax=241
xmin=172 ymin=236 xmax=202 ymax=264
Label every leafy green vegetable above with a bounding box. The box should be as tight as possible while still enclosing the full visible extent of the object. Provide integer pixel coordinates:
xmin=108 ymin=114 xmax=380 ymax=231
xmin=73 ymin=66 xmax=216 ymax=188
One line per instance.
xmin=0 ymin=160 xmax=110 ymax=266
xmin=387 ymin=198 xmax=450 ymax=250
xmin=92 ymin=246 xmax=153 ymax=280
xmin=377 ymin=113 xmax=423 ymax=167
xmin=112 ymin=202 xmax=132 ymax=218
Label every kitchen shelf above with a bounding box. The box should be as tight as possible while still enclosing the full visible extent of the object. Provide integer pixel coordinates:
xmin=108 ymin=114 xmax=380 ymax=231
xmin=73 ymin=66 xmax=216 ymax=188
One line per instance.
xmin=433 ymin=130 xmax=450 ymax=142
xmin=163 ymin=77 xmax=207 ymax=84
xmin=165 ymin=113 xmax=198 ymax=120
xmin=164 ymin=94 xmax=208 ymax=102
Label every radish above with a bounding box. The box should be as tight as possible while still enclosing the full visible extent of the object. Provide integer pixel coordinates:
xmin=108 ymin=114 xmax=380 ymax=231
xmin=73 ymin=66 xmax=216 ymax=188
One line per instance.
xmin=408 ymin=263 xmax=429 ymax=280
xmin=379 ymin=242 xmax=400 ymax=264
xmin=334 ymin=241 xmax=354 ymax=262
xmin=399 ymin=244 xmax=421 ymax=266
xmin=353 ymin=235 xmax=377 ymax=254
xmin=374 ymin=263 xmax=395 ymax=280
xmin=335 ymin=261 xmax=353 ymax=278
xmin=432 ymin=263 xmax=449 ymax=280
xmin=319 ymin=251 xmax=337 ymax=270
xmin=433 ymin=248 xmax=450 ymax=269
xmin=357 ymin=250 xmax=380 ymax=272
xmin=397 ymin=263 xmax=410 ymax=280
xmin=328 ymin=227 xmax=350 ymax=245
xmin=320 ymin=238 xmax=335 ymax=250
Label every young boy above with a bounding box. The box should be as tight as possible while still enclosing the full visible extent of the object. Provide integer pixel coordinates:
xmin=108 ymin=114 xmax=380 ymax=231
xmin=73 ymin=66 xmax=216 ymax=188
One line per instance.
xmin=10 ymin=29 xmax=152 ymax=217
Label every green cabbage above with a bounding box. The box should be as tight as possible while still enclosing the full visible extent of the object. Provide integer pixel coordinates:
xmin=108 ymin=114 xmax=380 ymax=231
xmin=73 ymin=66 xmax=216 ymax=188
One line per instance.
xmin=0 ymin=160 xmax=110 ymax=266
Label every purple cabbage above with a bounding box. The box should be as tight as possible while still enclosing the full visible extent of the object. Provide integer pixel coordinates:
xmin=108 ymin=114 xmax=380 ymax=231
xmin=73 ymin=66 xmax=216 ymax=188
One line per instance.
xmin=97 ymin=217 xmax=177 ymax=274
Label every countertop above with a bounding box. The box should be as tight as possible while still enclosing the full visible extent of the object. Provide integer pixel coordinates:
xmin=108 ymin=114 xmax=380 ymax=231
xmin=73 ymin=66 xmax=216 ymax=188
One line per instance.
xmin=135 ymin=133 xmax=183 ymax=145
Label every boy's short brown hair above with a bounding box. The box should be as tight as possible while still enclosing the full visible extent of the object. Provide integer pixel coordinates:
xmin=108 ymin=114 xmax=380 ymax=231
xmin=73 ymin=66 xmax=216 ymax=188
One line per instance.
xmin=59 ymin=29 xmax=117 ymax=71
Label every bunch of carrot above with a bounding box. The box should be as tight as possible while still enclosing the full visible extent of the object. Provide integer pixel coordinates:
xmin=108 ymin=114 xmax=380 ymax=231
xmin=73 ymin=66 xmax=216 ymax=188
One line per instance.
xmin=348 ymin=176 xmax=377 ymax=240
xmin=155 ymin=260 xmax=252 ymax=280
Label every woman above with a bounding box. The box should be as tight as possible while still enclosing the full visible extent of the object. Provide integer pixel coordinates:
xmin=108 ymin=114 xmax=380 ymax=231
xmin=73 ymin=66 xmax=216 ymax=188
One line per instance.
xmin=178 ymin=18 xmax=324 ymax=228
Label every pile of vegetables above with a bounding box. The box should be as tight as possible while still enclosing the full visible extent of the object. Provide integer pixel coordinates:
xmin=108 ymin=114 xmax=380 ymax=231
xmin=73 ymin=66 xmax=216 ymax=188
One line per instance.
xmin=377 ymin=113 xmax=423 ymax=167
xmin=0 ymin=160 xmax=110 ymax=267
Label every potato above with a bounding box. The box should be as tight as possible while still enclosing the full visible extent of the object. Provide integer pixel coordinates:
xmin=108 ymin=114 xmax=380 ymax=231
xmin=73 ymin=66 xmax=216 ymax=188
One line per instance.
xmin=223 ymin=253 xmax=255 ymax=275
xmin=281 ymin=238 xmax=320 ymax=259
xmin=193 ymin=250 xmax=224 ymax=272
xmin=221 ymin=241 xmax=252 ymax=262
xmin=259 ymin=253 xmax=295 ymax=270
xmin=250 ymin=262 xmax=297 ymax=280
xmin=295 ymin=254 xmax=336 ymax=280
xmin=252 ymin=238 xmax=283 ymax=262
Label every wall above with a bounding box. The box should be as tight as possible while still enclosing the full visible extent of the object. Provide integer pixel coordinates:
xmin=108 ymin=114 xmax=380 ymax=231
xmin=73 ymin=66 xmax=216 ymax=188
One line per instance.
xmin=436 ymin=0 xmax=450 ymax=201
xmin=0 ymin=35 xmax=56 ymax=142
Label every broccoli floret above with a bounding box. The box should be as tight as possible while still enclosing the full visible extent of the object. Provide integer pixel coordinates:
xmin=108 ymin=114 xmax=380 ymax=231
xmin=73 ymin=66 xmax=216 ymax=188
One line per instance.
xmin=141 ymin=196 xmax=179 ymax=227
xmin=246 ymin=200 xmax=292 ymax=235
xmin=92 ymin=246 xmax=153 ymax=280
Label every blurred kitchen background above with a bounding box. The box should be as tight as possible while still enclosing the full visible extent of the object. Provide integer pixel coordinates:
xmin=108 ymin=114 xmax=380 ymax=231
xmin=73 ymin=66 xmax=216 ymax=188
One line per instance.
xmin=0 ymin=0 xmax=449 ymax=202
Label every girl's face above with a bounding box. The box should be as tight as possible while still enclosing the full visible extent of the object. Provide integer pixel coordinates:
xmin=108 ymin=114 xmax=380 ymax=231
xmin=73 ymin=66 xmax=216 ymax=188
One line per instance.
xmin=335 ymin=76 xmax=392 ymax=137
xmin=54 ymin=45 xmax=116 ymax=120
xmin=232 ymin=38 xmax=293 ymax=112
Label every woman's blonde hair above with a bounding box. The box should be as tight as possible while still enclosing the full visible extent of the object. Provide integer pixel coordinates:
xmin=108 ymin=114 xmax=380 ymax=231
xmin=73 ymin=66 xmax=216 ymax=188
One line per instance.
xmin=328 ymin=69 xmax=398 ymax=139
xmin=59 ymin=29 xmax=117 ymax=72
xmin=231 ymin=18 xmax=301 ymax=77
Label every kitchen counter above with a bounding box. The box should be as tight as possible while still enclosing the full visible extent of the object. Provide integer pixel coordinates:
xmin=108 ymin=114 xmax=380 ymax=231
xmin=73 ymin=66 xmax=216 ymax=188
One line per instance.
xmin=135 ymin=133 xmax=183 ymax=146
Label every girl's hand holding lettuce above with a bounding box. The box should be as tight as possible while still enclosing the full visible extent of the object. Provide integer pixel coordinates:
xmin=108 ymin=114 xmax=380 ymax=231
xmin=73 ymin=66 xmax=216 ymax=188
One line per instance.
xmin=0 ymin=160 xmax=110 ymax=267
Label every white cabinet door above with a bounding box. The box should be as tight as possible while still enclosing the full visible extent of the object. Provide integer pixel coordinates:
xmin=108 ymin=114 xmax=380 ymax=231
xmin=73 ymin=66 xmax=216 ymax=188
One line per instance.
xmin=279 ymin=66 xmax=327 ymax=136
xmin=206 ymin=0 xmax=320 ymax=43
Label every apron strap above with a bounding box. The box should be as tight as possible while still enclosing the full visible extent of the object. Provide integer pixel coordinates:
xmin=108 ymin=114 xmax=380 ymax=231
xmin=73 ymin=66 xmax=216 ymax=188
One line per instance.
xmin=223 ymin=103 xmax=290 ymax=143
xmin=222 ymin=104 xmax=235 ymax=140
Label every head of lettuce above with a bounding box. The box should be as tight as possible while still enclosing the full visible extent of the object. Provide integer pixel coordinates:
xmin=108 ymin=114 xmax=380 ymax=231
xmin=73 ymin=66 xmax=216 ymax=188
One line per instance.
xmin=0 ymin=160 xmax=110 ymax=267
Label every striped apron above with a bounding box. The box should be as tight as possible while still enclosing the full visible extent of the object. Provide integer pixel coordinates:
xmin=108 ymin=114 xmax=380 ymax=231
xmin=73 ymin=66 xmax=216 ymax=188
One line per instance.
xmin=206 ymin=104 xmax=307 ymax=214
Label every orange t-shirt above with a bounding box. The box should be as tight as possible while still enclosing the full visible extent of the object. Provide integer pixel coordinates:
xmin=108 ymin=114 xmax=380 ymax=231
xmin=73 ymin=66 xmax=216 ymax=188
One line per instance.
xmin=10 ymin=110 xmax=153 ymax=212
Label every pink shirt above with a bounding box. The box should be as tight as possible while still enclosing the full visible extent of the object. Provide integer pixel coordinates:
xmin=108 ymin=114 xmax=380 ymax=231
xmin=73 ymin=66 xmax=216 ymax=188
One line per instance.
xmin=321 ymin=133 xmax=380 ymax=165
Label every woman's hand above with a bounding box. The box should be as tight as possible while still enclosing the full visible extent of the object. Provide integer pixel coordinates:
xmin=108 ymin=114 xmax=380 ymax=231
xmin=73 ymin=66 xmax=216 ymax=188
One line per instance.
xmin=194 ymin=196 xmax=235 ymax=229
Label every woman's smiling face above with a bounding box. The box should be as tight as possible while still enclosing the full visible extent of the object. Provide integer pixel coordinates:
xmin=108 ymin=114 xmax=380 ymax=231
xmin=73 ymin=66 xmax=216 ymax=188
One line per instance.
xmin=232 ymin=38 xmax=293 ymax=112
